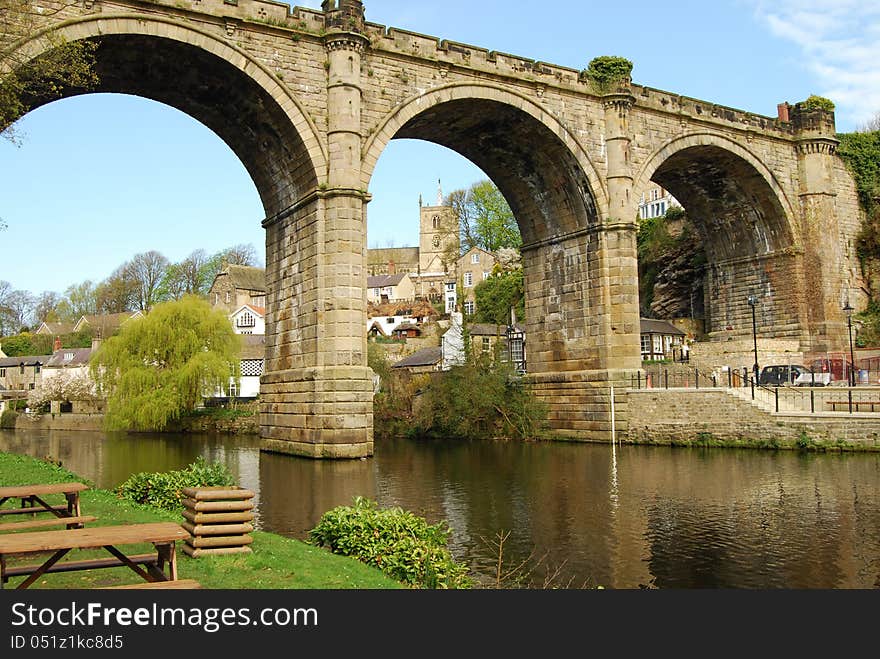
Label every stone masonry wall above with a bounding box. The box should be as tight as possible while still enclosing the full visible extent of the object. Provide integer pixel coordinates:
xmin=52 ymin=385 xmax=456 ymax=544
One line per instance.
xmin=626 ymin=389 xmax=880 ymax=449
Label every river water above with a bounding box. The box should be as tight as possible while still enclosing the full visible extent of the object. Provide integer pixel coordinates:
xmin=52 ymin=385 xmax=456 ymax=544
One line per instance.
xmin=1 ymin=428 xmax=878 ymax=589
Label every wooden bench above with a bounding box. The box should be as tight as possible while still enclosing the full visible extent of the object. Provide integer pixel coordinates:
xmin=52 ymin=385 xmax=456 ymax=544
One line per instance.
xmin=0 ymin=482 xmax=88 ymax=519
xmin=1 ymin=515 xmax=97 ymax=532
xmin=0 ymin=522 xmax=190 ymax=589
xmin=100 ymin=578 xmax=202 ymax=589
xmin=825 ymin=400 xmax=880 ymax=412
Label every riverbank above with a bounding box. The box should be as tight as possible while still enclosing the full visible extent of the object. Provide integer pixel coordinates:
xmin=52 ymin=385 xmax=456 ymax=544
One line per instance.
xmin=0 ymin=451 xmax=402 ymax=589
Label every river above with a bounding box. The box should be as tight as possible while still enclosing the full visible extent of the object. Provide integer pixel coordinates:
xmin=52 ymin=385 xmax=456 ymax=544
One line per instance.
xmin=1 ymin=428 xmax=878 ymax=589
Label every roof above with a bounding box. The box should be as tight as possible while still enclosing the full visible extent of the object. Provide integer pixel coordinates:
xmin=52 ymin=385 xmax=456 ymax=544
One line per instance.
xmin=392 ymin=323 xmax=421 ymax=333
xmin=240 ymin=334 xmax=266 ymax=360
xmin=0 ymin=355 xmax=52 ymax=368
xmin=35 ymin=321 xmax=76 ymax=336
xmin=367 ymin=273 xmax=409 ymax=288
xmin=392 ymin=346 xmax=443 ymax=369
xmin=76 ymin=311 xmax=142 ymax=336
xmin=640 ymin=318 xmax=686 ymax=336
xmin=46 ymin=348 xmax=92 ymax=368
xmin=225 ymin=265 xmax=266 ymax=293
xmin=231 ymin=304 xmax=266 ymax=318
xmin=468 ymin=322 xmax=525 ymax=337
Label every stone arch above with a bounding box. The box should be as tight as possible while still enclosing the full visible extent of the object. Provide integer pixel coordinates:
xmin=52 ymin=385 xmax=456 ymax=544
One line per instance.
xmin=635 ymin=133 xmax=807 ymax=339
xmin=10 ymin=14 xmax=326 ymax=218
xmin=634 ymin=133 xmax=798 ymax=261
xmin=362 ymin=83 xmax=607 ymax=246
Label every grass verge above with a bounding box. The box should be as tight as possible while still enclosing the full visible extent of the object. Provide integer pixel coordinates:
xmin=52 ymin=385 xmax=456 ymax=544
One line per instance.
xmin=0 ymin=452 xmax=404 ymax=590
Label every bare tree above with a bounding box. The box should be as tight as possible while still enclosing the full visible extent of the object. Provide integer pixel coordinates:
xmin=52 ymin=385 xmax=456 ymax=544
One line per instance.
xmin=126 ymin=250 xmax=169 ymax=311
xmin=95 ymin=265 xmax=137 ymax=314
xmin=858 ymin=111 xmax=880 ymax=133
xmin=33 ymin=290 xmax=62 ymax=325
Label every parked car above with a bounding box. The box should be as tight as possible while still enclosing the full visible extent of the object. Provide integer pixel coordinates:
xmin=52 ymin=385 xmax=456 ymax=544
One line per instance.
xmin=759 ymin=364 xmax=809 ymax=386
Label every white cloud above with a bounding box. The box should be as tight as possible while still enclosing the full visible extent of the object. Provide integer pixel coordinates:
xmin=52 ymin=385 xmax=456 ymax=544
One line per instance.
xmin=750 ymin=0 xmax=880 ymax=129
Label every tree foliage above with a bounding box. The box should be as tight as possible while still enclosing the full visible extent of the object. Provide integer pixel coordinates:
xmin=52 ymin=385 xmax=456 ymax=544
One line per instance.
xmin=1 ymin=0 xmax=98 ymax=140
xmin=446 ymin=180 xmax=521 ymax=253
xmin=473 ymin=267 xmax=525 ymax=325
xmin=90 ymin=295 xmax=241 ymax=432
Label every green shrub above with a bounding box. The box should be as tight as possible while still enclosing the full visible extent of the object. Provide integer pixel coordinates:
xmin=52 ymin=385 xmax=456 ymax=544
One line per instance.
xmin=583 ymin=55 xmax=633 ymax=94
xmin=115 ymin=457 xmax=235 ymax=512
xmin=801 ymin=95 xmax=835 ymax=112
xmin=309 ymin=496 xmax=472 ymax=589
xmin=412 ymin=361 xmax=547 ymax=440
xmin=0 ymin=407 xmax=16 ymax=429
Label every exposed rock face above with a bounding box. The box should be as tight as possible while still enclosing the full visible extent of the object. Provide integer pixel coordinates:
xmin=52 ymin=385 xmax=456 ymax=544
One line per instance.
xmin=649 ymin=229 xmax=706 ymax=320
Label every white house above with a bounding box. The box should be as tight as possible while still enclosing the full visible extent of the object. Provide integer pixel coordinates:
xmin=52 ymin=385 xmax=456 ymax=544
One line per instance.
xmin=212 ymin=305 xmax=266 ymax=400
xmin=230 ymin=304 xmax=265 ymax=336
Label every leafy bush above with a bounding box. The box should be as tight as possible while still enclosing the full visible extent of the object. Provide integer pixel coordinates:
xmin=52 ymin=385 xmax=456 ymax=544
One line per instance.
xmin=801 ymin=95 xmax=835 ymax=112
xmin=584 ymin=55 xmax=633 ymax=94
xmin=115 ymin=457 xmax=235 ymax=512
xmin=309 ymin=497 xmax=472 ymax=589
xmin=411 ymin=361 xmax=547 ymax=441
xmin=0 ymin=407 xmax=16 ymax=429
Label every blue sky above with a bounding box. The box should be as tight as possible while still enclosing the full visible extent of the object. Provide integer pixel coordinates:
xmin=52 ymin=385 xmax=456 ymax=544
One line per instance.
xmin=1 ymin=0 xmax=878 ymax=297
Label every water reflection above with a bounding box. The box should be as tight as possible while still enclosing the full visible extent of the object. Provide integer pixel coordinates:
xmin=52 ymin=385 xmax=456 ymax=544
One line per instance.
xmin=1 ymin=429 xmax=878 ymax=588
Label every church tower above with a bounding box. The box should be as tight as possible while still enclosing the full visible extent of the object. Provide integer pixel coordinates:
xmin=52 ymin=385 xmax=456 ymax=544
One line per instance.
xmin=419 ymin=180 xmax=459 ymax=274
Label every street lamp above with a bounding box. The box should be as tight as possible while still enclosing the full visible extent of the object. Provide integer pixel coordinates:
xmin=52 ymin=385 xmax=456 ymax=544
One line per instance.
xmin=747 ymin=295 xmax=759 ymax=382
xmin=843 ymin=301 xmax=856 ymax=387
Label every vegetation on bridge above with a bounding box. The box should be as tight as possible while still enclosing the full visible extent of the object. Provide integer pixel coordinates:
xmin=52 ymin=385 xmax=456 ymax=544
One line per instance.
xmin=583 ymin=55 xmax=633 ymax=94
xmin=0 ymin=0 xmax=98 ymax=141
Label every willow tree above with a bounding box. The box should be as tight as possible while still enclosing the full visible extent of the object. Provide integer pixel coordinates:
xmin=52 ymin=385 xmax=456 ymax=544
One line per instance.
xmin=90 ymin=295 xmax=241 ymax=431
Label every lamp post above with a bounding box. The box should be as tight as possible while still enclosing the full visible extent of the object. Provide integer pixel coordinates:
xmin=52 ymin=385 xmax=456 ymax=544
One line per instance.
xmin=843 ymin=301 xmax=856 ymax=387
xmin=748 ymin=295 xmax=759 ymax=382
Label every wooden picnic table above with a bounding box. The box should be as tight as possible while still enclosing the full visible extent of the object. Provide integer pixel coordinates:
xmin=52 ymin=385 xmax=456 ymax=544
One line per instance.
xmin=0 ymin=482 xmax=89 ymax=519
xmin=0 ymin=522 xmax=190 ymax=589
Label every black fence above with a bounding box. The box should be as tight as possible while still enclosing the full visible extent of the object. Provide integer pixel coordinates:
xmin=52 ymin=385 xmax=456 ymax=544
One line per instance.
xmin=630 ymin=364 xmax=880 ymax=415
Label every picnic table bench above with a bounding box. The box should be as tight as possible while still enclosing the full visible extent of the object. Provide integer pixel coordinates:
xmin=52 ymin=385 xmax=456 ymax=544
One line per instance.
xmin=0 ymin=522 xmax=190 ymax=589
xmin=0 ymin=482 xmax=88 ymax=521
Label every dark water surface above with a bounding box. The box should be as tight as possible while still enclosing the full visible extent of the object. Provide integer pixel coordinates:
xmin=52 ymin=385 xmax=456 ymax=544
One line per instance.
xmin=1 ymin=428 xmax=878 ymax=589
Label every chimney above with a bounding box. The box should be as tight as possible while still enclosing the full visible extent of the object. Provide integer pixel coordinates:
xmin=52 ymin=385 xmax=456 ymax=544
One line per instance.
xmin=777 ymin=102 xmax=791 ymax=123
xmin=53 ymin=336 xmax=62 ymax=352
xmin=388 ymin=259 xmax=396 ymax=275
xmin=91 ymin=337 xmax=102 ymax=352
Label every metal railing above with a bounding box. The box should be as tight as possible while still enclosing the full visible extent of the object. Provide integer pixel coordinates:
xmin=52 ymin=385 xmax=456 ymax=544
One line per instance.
xmin=630 ymin=363 xmax=880 ymax=415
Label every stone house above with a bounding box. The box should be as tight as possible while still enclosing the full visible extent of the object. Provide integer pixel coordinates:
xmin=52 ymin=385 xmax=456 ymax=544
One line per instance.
xmin=41 ymin=345 xmax=102 ymax=414
xmin=367 ymin=273 xmax=416 ymax=305
xmin=208 ymin=264 xmax=267 ymax=315
xmin=207 ymin=299 xmax=267 ymax=401
xmin=458 ymin=247 xmax=496 ymax=316
xmin=0 ymin=354 xmax=51 ymax=392
xmin=441 ymin=313 xmax=526 ymax=370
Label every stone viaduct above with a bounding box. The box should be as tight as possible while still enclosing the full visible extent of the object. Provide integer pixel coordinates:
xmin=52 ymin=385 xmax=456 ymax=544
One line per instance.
xmin=7 ymin=0 xmax=865 ymax=457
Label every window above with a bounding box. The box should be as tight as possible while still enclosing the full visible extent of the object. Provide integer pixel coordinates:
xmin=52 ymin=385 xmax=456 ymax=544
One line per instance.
xmin=34 ymin=364 xmax=41 ymax=374
xmin=432 ymin=215 xmax=440 ymax=229
xmin=214 ymin=293 xmax=219 ymax=305
xmin=386 ymin=317 xmax=396 ymax=324
xmin=225 ymin=291 xmax=231 ymax=304
xmin=471 ymin=253 xmax=480 ymax=264
xmin=446 ymin=283 xmax=455 ymax=292
xmin=640 ymin=335 xmax=650 ymax=355
xmin=237 ymin=312 xmax=256 ymax=328
xmin=20 ymin=365 xmax=25 ymax=375
xmin=482 ymin=337 xmax=491 ymax=353
xmin=29 ymin=383 xmax=35 ymax=390
xmin=483 ymin=271 xmax=490 ymax=281
xmin=652 ymin=335 xmax=662 ymax=354
xmin=464 ymin=272 xmax=473 ymax=287
xmin=373 ymin=288 xmax=381 ymax=297
xmin=252 ymin=295 xmax=266 ymax=307
xmin=228 ymin=380 xmax=238 ymax=398
xmin=464 ymin=301 xmax=475 ymax=315
xmin=0 ymin=368 xmax=5 ymax=377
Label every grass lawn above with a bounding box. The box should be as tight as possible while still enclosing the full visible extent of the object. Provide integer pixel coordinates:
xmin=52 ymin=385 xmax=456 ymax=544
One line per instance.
xmin=0 ymin=451 xmax=404 ymax=590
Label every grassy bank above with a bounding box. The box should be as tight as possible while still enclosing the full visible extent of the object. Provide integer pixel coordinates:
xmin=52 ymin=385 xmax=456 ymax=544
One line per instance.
xmin=0 ymin=452 xmax=403 ymax=590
